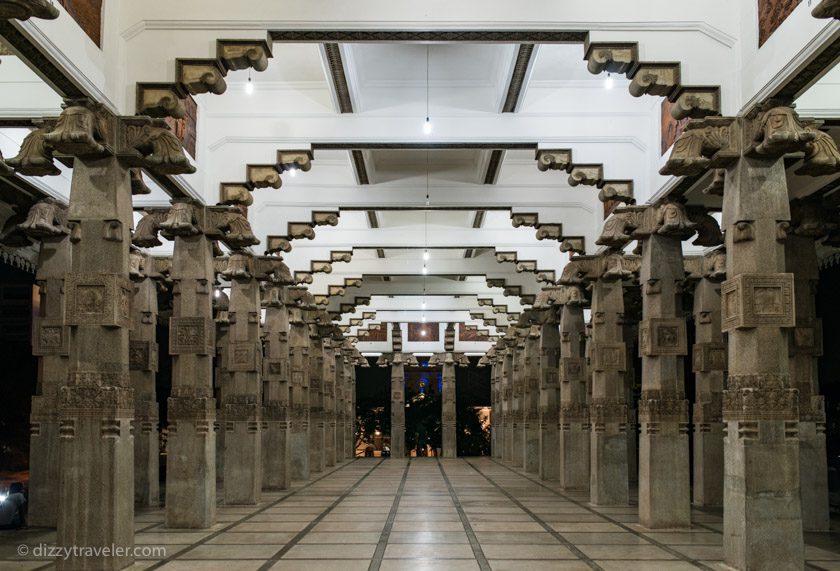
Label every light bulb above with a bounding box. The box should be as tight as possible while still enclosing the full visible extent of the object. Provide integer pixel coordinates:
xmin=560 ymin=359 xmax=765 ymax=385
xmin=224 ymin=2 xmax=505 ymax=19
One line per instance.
xmin=245 ymin=77 xmax=254 ymax=95
xmin=421 ymin=329 xmax=427 ymax=336
xmin=604 ymin=73 xmax=614 ymax=90
xmin=422 ymin=301 xmax=427 ymax=309
xmin=423 ymin=117 xmax=432 ymax=135
xmin=422 ymin=266 xmax=428 ymax=275
xmin=423 ymin=250 xmax=430 ymax=261
xmin=421 ymin=315 xmax=427 ymax=322
xmin=214 ymin=289 xmax=221 ymax=298
xmin=288 ymin=167 xmax=297 ymax=177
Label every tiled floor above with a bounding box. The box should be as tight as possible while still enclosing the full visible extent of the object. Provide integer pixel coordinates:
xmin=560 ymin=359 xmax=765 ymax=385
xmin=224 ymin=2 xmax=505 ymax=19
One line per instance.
xmin=2 ymin=457 xmax=840 ymax=570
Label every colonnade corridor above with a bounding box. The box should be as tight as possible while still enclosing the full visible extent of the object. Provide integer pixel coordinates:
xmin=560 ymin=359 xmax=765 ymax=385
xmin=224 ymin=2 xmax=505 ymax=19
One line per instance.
xmin=1 ymin=457 xmax=839 ymax=570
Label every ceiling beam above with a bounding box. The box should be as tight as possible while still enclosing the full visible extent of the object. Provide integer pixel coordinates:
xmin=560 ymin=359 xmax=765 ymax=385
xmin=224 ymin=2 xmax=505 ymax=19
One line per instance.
xmin=322 ymin=43 xmax=353 ymax=113
xmin=501 ymin=44 xmax=536 ymax=113
xmin=270 ymin=31 xmax=588 ymax=43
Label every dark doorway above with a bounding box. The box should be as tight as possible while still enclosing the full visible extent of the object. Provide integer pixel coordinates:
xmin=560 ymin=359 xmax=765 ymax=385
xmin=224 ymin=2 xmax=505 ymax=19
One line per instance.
xmin=455 ymin=356 xmax=491 ymax=456
xmin=405 ymin=356 xmax=441 ymax=456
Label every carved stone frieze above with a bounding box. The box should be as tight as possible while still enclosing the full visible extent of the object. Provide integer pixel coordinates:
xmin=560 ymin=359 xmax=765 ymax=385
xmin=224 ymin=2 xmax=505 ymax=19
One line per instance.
xmin=669 ymin=87 xmax=721 ymax=120
xmin=638 ymin=390 xmax=689 ymax=423
xmin=535 ymin=149 xmax=572 ymax=172
xmin=220 ymin=183 xmax=253 ymax=206
xmin=599 ymin=180 xmax=634 ymax=204
xmin=659 ymin=116 xmax=739 ymax=177
xmin=19 ymin=198 xmax=69 ymax=238
xmin=136 ymin=83 xmax=187 ymax=118
xmin=590 ymin=397 xmax=628 ymax=426
xmin=568 ymin=164 xmax=603 ymax=187
xmin=584 ymin=42 xmax=638 ymax=75
xmin=6 ymin=127 xmax=60 ymax=176
xmin=177 ymin=59 xmax=228 ymax=95
xmin=628 ymin=63 xmax=680 ymax=98
xmin=0 ymin=0 xmax=59 ymax=20
xmin=723 ymin=375 xmax=799 ymax=422
xmin=60 ymin=372 xmax=133 ymax=417
xmin=217 ymin=39 xmax=273 ymax=72
xmin=812 ymin=0 xmax=840 ymax=18
xmin=721 ymin=273 xmax=795 ymax=332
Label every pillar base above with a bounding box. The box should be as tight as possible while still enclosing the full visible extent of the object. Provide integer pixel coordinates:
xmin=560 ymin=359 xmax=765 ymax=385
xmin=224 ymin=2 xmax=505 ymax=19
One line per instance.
xmin=799 ymin=420 xmax=830 ymax=532
xmin=310 ymin=417 xmax=325 ymax=473
xmin=223 ymin=419 xmax=262 ymax=505
xmin=523 ymin=420 xmax=540 ymax=474
xmin=693 ymin=421 xmax=724 ymax=507
xmin=262 ymin=419 xmax=290 ymax=490
xmin=134 ymin=417 xmax=160 ymax=507
xmin=442 ymin=421 xmax=457 ymax=459
xmin=560 ymin=423 xmax=590 ymax=490
xmin=724 ymin=420 xmax=804 ymax=571
xmin=639 ymin=423 xmax=690 ymax=528
xmin=539 ymin=422 xmax=560 ymax=480
xmin=590 ymin=429 xmax=629 ymax=505
xmin=28 ymin=415 xmax=60 ymax=527
xmin=58 ymin=417 xmax=134 ymax=571
xmin=392 ymin=422 xmax=406 ymax=458
xmin=166 ymin=418 xmax=216 ymax=528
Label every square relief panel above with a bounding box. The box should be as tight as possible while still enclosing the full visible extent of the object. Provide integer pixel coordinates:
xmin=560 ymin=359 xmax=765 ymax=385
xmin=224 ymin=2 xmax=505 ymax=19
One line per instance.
xmin=560 ymin=357 xmax=585 ymax=382
xmin=639 ymin=318 xmax=687 ymax=356
xmin=32 ymin=318 xmax=69 ymax=356
xmin=65 ymin=273 xmax=131 ymax=328
xmin=721 ymin=273 xmax=794 ymax=332
xmin=591 ymin=342 xmax=626 ymax=372
xmin=228 ymin=342 xmax=259 ymax=372
xmin=692 ymin=342 xmax=727 ymax=372
xmin=169 ymin=317 xmax=215 ymax=355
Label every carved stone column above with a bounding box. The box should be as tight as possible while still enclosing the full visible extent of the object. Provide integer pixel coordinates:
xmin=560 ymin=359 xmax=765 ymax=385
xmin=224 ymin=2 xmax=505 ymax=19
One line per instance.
xmin=660 ymin=102 xmax=840 ymax=568
xmin=214 ymin=291 xmax=230 ymax=486
xmin=348 ymin=346 xmax=362 ymax=457
xmin=501 ymin=338 xmax=515 ymax=463
xmin=129 ymin=252 xmax=163 ymax=508
xmin=535 ymin=295 xmax=561 ymax=480
xmin=320 ymin=327 xmax=337 ymax=467
xmin=308 ymin=318 xmax=325 ymax=473
xmin=333 ymin=338 xmax=347 ymax=462
xmin=391 ymin=324 xmax=407 ymax=458
xmin=637 ymin=203 xmax=693 ymax=529
xmin=59 ymin=155 xmax=135 ymax=570
xmin=589 ymin=274 xmax=630 ymax=505
xmin=431 ymin=327 xmax=465 ymax=459
xmin=522 ymin=320 xmax=541 ymax=474
xmin=219 ymin=252 xmax=263 ymax=504
xmin=262 ymin=281 xmax=291 ymax=490
xmin=559 ymin=290 xmax=590 ymax=490
xmin=287 ymin=287 xmax=311 ymax=479
xmin=510 ymin=330 xmax=526 ymax=467
xmin=719 ymin=111 xmax=805 ymax=570
xmin=22 ymin=199 xmax=70 ymax=528
xmin=786 ymin=234 xmax=829 ymax=531
xmin=692 ymin=251 xmax=726 ymax=507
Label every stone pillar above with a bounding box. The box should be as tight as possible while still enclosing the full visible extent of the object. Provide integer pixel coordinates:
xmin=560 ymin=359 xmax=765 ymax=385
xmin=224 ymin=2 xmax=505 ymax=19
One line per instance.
xmin=129 ymin=252 xmax=161 ymax=508
xmin=787 ymin=234 xmax=829 ymax=531
xmin=488 ymin=349 xmax=499 ymax=459
xmin=287 ymin=288 xmax=310 ymax=480
xmin=321 ymin=329 xmax=337 ymax=467
xmin=501 ymin=339 xmax=514 ymax=463
xmin=559 ymin=291 xmax=590 ymax=490
xmin=307 ymin=322 xmax=325 ymax=473
xmin=692 ymin=256 xmax=726 ymax=507
xmin=390 ymin=347 xmax=407 ymax=458
xmin=537 ymin=300 xmax=561 ymax=481
xmin=60 ymin=155 xmax=135 ymax=570
xmin=589 ymin=276 xmax=630 ymax=505
xmin=214 ymin=292 xmax=230 ymax=486
xmin=510 ymin=332 xmax=525 ymax=467
xmin=349 ymin=348 xmax=361 ymax=457
xmin=22 ymin=199 xmax=70 ymax=528
xmin=720 ymin=118 xmax=803 ymax=569
xmin=262 ymin=283 xmax=291 ymax=490
xmin=637 ymin=205 xmax=692 ymax=529
xmin=440 ymin=356 xmax=457 ymax=458
xmin=334 ymin=342 xmax=346 ymax=462
xmin=220 ymin=252 xmax=263 ymax=504
xmin=522 ymin=322 xmax=541 ymax=474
